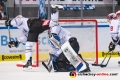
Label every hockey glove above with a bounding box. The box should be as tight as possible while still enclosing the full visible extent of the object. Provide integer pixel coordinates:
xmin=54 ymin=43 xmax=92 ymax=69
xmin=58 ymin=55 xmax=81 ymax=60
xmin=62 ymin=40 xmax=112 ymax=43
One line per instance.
xmin=8 ymin=41 xmax=19 ymax=48
xmin=5 ymin=20 xmax=13 ymax=27
xmin=108 ymin=42 xmax=115 ymax=51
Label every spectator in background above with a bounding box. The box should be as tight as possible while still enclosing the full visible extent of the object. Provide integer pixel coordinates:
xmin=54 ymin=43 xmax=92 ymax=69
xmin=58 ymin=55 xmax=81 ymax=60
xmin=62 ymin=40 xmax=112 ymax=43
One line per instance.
xmin=0 ymin=2 xmax=6 ymax=20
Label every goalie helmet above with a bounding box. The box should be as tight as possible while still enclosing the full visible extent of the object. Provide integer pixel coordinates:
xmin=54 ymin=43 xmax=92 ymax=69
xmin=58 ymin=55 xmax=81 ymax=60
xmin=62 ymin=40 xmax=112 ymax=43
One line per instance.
xmin=107 ymin=13 xmax=116 ymax=19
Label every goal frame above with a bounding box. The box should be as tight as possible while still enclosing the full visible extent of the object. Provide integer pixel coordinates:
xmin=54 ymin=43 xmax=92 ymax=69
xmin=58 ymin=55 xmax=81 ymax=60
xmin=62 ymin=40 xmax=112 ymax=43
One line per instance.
xmin=16 ymin=19 xmax=98 ymax=67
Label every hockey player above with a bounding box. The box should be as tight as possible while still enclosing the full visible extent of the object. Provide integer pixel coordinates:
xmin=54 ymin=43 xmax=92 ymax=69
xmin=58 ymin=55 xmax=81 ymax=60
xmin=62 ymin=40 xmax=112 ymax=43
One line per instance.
xmin=107 ymin=13 xmax=117 ymax=51
xmin=42 ymin=6 xmax=90 ymax=72
xmin=107 ymin=12 xmax=120 ymax=65
xmin=5 ymin=15 xmax=50 ymax=70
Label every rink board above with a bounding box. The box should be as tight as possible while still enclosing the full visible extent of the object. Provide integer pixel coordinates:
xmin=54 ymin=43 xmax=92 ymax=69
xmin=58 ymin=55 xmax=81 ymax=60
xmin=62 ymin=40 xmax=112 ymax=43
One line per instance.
xmin=1 ymin=19 xmax=120 ymax=62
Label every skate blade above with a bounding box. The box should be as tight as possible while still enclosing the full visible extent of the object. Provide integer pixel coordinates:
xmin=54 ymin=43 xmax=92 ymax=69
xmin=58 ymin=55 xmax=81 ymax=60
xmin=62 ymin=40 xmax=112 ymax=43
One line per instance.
xmin=23 ymin=66 xmax=32 ymax=71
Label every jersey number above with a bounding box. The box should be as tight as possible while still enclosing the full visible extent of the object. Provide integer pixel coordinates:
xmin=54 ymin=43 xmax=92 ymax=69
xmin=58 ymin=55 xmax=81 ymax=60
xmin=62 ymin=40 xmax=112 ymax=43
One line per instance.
xmin=110 ymin=26 xmax=113 ymax=31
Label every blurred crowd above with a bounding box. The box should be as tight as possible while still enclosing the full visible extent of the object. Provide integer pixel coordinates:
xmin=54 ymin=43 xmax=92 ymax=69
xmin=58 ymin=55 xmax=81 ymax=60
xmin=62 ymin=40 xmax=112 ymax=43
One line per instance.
xmin=116 ymin=0 xmax=120 ymax=6
xmin=0 ymin=0 xmax=7 ymax=20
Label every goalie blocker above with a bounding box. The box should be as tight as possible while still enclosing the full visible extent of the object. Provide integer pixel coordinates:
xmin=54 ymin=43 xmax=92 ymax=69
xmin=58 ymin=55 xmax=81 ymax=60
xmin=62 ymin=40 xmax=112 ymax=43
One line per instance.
xmin=42 ymin=37 xmax=90 ymax=72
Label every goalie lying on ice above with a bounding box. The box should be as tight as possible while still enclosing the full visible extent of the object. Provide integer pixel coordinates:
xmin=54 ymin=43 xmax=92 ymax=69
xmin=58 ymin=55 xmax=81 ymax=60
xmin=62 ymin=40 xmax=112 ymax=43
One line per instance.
xmin=43 ymin=6 xmax=91 ymax=73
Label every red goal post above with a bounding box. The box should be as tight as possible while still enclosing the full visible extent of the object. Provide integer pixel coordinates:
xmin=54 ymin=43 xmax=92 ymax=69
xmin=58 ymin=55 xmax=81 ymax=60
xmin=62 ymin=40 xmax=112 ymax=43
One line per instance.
xmin=16 ymin=19 xmax=98 ymax=67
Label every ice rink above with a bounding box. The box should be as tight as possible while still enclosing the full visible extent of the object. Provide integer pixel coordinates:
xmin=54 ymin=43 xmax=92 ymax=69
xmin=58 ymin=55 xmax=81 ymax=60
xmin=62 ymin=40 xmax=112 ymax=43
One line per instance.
xmin=0 ymin=58 xmax=120 ymax=80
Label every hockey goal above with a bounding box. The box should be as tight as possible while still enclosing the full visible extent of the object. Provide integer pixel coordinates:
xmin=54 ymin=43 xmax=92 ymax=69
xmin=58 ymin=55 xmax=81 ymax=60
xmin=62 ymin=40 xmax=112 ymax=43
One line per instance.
xmin=16 ymin=19 xmax=98 ymax=67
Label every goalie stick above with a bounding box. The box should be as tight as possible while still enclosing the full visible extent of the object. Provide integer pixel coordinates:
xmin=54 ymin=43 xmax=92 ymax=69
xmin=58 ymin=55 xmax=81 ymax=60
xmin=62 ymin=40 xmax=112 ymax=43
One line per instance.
xmin=92 ymin=50 xmax=113 ymax=68
xmin=39 ymin=0 xmax=53 ymax=72
xmin=42 ymin=53 xmax=53 ymax=72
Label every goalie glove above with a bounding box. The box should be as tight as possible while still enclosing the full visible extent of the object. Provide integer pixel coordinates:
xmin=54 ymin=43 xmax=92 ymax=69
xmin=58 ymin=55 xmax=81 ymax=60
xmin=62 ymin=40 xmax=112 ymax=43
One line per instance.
xmin=48 ymin=33 xmax=60 ymax=49
xmin=5 ymin=20 xmax=13 ymax=27
xmin=8 ymin=41 xmax=20 ymax=48
xmin=108 ymin=41 xmax=115 ymax=51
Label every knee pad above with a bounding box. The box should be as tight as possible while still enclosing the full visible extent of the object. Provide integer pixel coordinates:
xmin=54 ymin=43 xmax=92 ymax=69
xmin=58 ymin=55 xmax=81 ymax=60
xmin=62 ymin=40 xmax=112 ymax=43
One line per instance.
xmin=69 ymin=37 xmax=80 ymax=53
xmin=69 ymin=37 xmax=77 ymax=43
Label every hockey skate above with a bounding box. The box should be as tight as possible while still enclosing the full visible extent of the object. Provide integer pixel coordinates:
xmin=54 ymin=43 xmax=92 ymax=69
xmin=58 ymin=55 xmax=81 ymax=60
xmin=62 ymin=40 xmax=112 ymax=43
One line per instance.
xmin=23 ymin=57 xmax=32 ymax=71
xmin=79 ymin=63 xmax=91 ymax=73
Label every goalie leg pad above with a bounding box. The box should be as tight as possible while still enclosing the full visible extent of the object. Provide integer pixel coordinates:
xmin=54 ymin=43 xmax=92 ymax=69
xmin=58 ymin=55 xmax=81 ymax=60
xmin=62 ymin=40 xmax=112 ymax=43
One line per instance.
xmin=69 ymin=37 xmax=80 ymax=53
xmin=61 ymin=41 xmax=88 ymax=72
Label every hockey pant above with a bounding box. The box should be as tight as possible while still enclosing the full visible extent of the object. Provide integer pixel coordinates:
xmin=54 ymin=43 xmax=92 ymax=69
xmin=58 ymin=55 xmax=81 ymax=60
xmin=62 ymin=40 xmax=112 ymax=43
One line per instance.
xmin=27 ymin=18 xmax=49 ymax=42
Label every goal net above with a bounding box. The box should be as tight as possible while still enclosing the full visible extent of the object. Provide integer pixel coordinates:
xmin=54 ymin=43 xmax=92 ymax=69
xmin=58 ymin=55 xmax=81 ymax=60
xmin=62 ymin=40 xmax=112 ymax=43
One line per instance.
xmin=16 ymin=19 xmax=98 ymax=67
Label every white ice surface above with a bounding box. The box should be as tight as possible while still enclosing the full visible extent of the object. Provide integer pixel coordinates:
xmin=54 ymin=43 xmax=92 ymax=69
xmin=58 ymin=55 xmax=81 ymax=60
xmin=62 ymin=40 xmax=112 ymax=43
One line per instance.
xmin=0 ymin=58 xmax=120 ymax=80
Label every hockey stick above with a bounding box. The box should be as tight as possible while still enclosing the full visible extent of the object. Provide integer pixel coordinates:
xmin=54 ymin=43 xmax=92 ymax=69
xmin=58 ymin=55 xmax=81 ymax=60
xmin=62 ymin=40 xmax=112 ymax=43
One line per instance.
xmin=7 ymin=26 xmax=11 ymax=42
xmin=42 ymin=62 xmax=52 ymax=72
xmin=92 ymin=50 xmax=113 ymax=68
xmin=4 ymin=1 xmax=11 ymax=42
xmin=38 ymin=0 xmax=53 ymax=72
xmin=100 ymin=51 xmax=112 ymax=68
xmin=42 ymin=53 xmax=53 ymax=72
